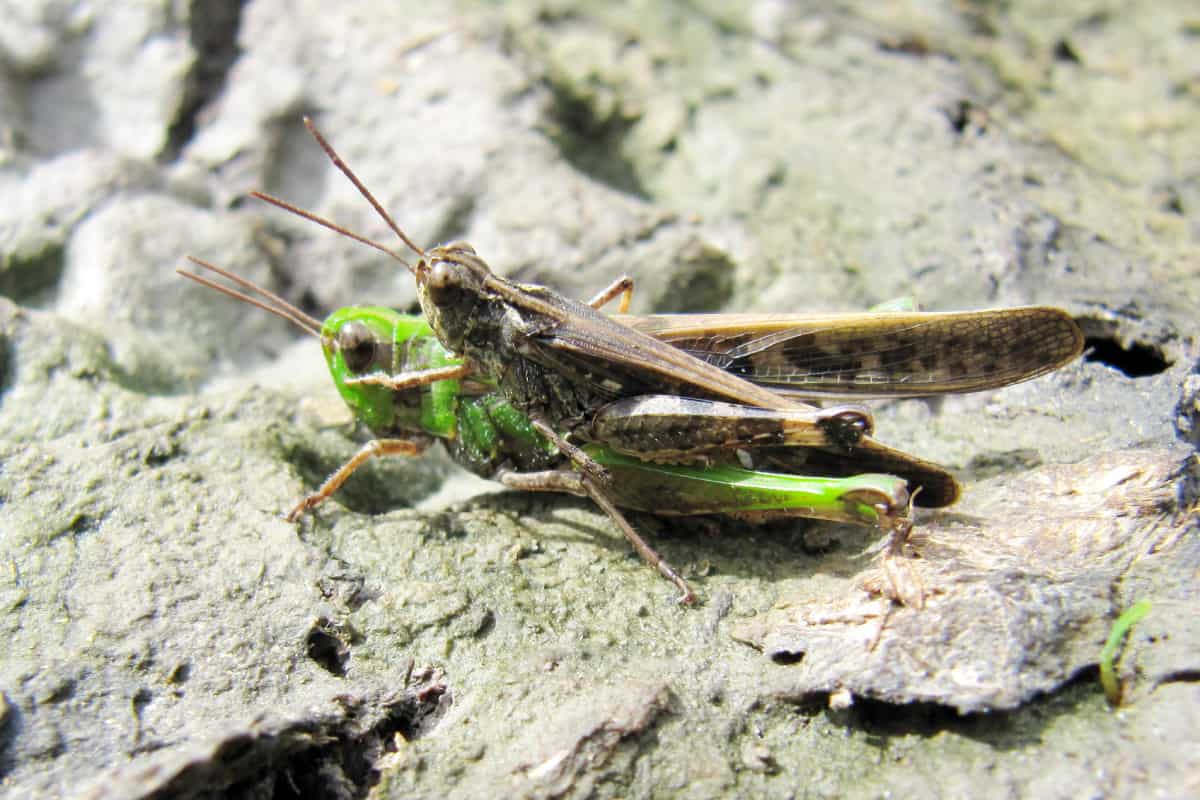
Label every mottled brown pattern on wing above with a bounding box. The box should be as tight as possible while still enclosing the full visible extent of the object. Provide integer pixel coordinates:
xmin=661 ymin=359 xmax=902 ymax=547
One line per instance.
xmin=622 ymin=308 xmax=1083 ymax=397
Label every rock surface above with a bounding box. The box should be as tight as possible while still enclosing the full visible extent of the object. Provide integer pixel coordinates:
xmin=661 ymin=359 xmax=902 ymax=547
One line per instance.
xmin=0 ymin=1 xmax=1196 ymax=798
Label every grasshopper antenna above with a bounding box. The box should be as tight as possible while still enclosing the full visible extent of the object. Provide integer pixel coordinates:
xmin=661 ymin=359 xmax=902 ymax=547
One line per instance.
xmin=301 ymin=116 xmax=426 ymax=263
xmin=249 ymin=191 xmax=416 ymax=273
xmin=177 ymin=256 xmax=323 ymax=338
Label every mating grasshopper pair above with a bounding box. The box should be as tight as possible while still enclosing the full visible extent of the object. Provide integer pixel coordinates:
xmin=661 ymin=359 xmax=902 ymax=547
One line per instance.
xmin=181 ymin=119 xmax=1084 ymax=605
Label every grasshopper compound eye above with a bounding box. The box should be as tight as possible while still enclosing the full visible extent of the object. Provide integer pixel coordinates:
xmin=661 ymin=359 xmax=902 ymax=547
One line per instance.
xmin=428 ymin=259 xmax=455 ymax=289
xmin=426 ymin=259 xmax=466 ymax=308
xmin=336 ymin=320 xmax=377 ymax=374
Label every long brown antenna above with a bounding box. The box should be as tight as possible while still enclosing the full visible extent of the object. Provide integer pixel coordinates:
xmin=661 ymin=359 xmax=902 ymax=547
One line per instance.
xmin=178 ymin=256 xmax=323 ymax=338
xmin=302 ymin=116 xmax=426 ymax=261
xmin=249 ymin=191 xmax=414 ymax=271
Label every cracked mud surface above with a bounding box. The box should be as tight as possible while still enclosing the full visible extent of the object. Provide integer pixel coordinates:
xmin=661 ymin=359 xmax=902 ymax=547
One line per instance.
xmin=1 ymin=2 xmax=1197 ymax=798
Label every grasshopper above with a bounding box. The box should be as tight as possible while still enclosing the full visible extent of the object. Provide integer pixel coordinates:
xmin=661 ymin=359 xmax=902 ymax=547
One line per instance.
xmin=180 ymin=260 xmax=918 ymax=604
xmin=182 ymin=118 xmax=1083 ymax=604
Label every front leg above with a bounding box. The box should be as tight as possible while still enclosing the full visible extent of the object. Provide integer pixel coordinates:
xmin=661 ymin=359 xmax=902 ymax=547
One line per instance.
xmin=344 ymin=363 xmax=471 ymax=391
xmin=287 ymin=437 xmax=432 ymax=521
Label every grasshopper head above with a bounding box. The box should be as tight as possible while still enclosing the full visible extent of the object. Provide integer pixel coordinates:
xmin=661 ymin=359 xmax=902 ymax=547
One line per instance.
xmin=413 ymin=242 xmax=492 ymax=352
xmin=320 ymin=307 xmax=405 ymax=432
xmin=321 ymin=306 xmax=461 ymax=439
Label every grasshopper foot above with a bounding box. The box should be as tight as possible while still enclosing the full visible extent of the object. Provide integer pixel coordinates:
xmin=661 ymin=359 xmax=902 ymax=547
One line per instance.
xmin=664 ymin=566 xmax=697 ymax=606
xmin=285 ymin=494 xmax=323 ymax=523
xmin=859 ymin=511 xmax=928 ymax=609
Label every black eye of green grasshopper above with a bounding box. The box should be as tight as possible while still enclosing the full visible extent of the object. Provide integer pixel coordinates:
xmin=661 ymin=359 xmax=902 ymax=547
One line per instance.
xmin=336 ymin=320 xmax=377 ymax=374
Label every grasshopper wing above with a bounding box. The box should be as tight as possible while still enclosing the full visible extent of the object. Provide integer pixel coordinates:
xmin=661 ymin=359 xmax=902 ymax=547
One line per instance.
xmin=622 ymin=307 xmax=1083 ymax=398
xmin=514 ymin=285 xmax=819 ymax=411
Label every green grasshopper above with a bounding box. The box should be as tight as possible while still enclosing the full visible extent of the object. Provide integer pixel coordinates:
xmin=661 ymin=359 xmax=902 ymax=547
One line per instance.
xmin=184 ymin=119 xmax=1083 ymax=603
